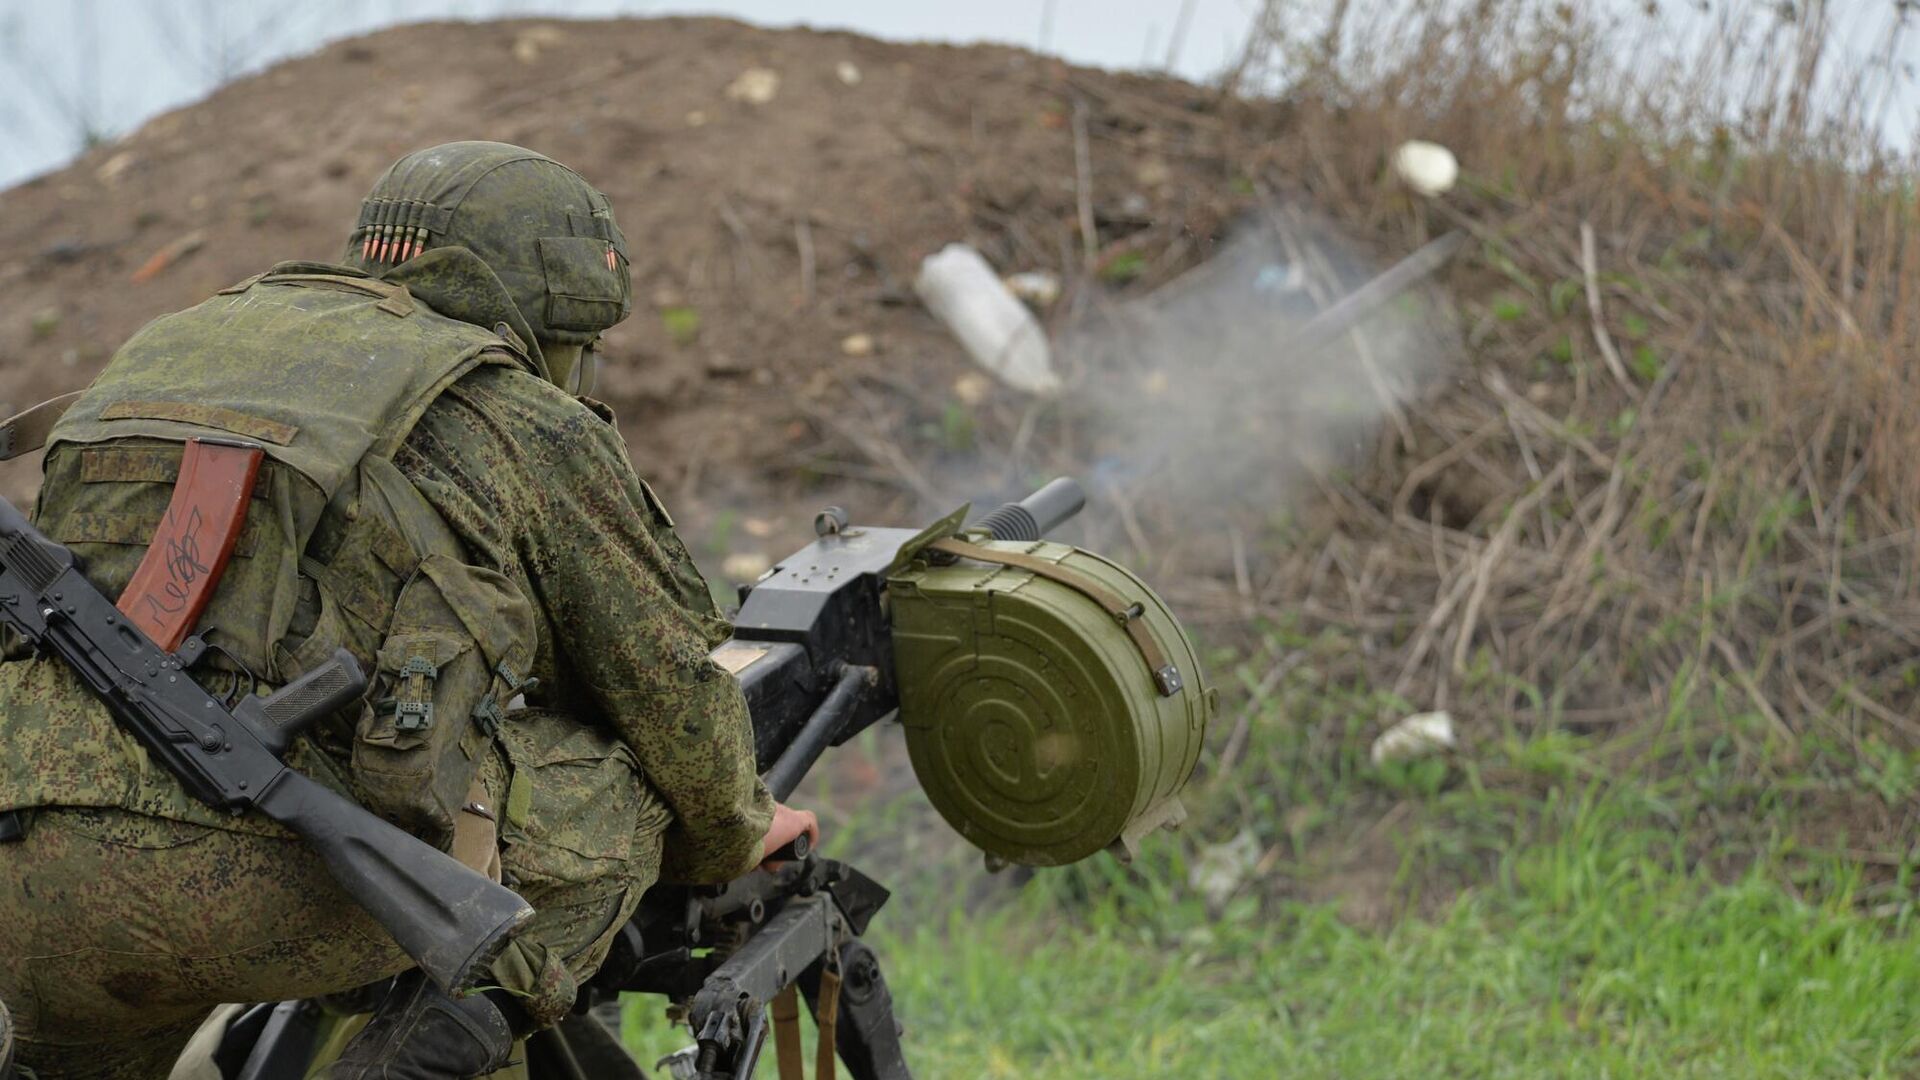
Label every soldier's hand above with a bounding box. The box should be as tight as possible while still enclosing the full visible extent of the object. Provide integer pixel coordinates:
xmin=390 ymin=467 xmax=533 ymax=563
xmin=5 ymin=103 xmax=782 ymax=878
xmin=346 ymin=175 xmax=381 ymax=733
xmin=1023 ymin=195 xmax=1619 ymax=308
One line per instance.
xmin=760 ymin=801 xmax=821 ymax=868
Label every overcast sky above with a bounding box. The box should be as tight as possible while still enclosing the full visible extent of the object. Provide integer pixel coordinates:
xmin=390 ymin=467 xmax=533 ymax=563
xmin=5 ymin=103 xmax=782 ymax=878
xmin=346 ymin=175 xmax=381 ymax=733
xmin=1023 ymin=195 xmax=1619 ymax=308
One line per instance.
xmin=0 ymin=0 xmax=1913 ymax=191
xmin=0 ymin=0 xmax=1258 ymax=189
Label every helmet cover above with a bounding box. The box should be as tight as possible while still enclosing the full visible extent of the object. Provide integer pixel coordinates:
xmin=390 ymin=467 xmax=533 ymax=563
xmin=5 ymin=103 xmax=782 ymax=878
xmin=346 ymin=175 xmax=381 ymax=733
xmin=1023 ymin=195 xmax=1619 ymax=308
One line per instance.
xmin=346 ymin=141 xmax=631 ymax=346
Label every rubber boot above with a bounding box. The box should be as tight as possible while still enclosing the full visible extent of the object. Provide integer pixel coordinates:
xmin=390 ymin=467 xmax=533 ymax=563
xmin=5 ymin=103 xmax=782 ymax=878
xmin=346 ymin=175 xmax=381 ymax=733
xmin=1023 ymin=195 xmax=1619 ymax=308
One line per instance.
xmin=327 ymin=970 xmax=517 ymax=1080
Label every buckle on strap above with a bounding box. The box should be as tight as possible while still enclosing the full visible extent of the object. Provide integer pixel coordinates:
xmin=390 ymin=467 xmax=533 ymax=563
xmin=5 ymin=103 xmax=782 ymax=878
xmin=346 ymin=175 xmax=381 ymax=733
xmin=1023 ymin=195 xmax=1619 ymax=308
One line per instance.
xmin=394 ymin=655 xmax=437 ymax=732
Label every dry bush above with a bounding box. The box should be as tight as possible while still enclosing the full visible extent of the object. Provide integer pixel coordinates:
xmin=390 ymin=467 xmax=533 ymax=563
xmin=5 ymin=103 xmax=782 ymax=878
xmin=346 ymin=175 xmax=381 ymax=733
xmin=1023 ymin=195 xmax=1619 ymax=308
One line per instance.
xmin=841 ymin=0 xmax=1920 ymax=786
xmin=1216 ymin=0 xmax=1920 ymax=763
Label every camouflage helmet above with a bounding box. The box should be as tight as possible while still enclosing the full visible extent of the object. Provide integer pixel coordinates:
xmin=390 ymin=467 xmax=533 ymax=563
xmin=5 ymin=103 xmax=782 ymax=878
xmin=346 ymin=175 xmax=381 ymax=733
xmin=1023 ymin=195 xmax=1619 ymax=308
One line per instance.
xmin=346 ymin=141 xmax=631 ymax=347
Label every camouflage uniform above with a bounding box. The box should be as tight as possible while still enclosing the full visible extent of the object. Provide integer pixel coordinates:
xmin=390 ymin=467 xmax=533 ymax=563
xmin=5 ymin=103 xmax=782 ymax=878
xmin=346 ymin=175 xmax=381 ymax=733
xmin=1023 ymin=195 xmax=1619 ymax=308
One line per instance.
xmin=0 ymin=144 xmax=773 ymax=1080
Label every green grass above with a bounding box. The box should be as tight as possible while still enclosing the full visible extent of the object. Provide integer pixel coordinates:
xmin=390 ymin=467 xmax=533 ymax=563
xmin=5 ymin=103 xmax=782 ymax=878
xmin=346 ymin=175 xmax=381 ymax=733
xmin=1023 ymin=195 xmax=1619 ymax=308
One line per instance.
xmin=623 ymin=628 xmax=1920 ymax=1077
xmin=623 ymin=780 xmax=1919 ymax=1078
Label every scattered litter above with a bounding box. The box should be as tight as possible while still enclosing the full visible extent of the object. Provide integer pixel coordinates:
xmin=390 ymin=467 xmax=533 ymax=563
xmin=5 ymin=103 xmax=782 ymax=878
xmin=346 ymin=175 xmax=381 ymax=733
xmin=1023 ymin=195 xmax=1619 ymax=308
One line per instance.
xmin=512 ymin=26 xmax=564 ymax=64
xmin=721 ymin=551 xmax=772 ymax=582
xmin=1369 ymin=711 xmax=1456 ymax=766
xmin=726 ymin=68 xmax=781 ymax=106
xmin=1189 ymin=829 xmax=1262 ymax=908
xmin=1392 ymin=140 xmax=1459 ymax=197
xmin=95 ymin=151 xmax=136 ymax=186
xmin=1251 ymin=260 xmax=1306 ymax=294
xmin=1003 ymin=270 xmax=1061 ymax=308
xmin=130 ymin=229 xmax=206 ymax=284
xmin=914 ymin=244 xmax=1059 ymax=396
xmin=835 ymin=61 xmax=862 ymax=86
xmin=840 ymin=332 xmax=875 ymax=357
xmin=952 ymin=372 xmax=991 ymax=406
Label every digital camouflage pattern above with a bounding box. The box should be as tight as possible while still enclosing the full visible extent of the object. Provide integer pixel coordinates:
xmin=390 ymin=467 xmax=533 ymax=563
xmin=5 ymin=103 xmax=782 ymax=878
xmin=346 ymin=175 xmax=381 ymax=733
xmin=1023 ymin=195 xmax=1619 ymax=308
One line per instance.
xmin=0 ymin=143 xmax=769 ymax=1078
xmin=0 ymin=806 xmax=411 ymax=1080
xmin=2 ymin=261 xmax=534 ymax=846
xmin=392 ymin=361 xmax=773 ymax=886
xmin=346 ymin=141 xmax=633 ymax=351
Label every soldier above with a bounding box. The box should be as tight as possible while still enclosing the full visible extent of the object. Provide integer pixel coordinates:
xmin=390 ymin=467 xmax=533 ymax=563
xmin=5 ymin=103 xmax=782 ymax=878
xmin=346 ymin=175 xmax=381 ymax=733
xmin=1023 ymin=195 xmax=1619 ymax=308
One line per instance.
xmin=0 ymin=141 xmax=817 ymax=1079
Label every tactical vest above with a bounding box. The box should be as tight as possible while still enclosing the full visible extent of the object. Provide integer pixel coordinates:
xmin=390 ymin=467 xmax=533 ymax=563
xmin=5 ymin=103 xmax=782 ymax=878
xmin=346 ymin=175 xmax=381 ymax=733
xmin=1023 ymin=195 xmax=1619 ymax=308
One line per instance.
xmin=30 ymin=262 xmax=539 ymax=846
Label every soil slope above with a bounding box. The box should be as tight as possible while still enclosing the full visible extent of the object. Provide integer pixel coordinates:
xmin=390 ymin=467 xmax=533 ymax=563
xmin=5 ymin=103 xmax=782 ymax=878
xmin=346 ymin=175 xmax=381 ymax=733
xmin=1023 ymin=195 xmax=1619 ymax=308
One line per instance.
xmin=0 ymin=16 xmax=1233 ymax=533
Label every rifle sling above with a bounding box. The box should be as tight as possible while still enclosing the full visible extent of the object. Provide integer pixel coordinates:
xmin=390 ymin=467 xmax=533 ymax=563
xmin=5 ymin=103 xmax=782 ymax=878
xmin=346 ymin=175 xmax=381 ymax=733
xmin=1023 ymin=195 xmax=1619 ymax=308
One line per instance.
xmin=927 ymin=537 xmax=1183 ymax=697
xmin=0 ymin=391 xmax=83 ymax=461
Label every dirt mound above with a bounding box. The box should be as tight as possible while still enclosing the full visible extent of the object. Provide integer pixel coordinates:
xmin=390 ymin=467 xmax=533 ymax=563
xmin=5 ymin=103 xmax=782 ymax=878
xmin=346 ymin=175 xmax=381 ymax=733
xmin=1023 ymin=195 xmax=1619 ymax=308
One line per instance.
xmin=0 ymin=16 xmax=1241 ymax=544
xmin=4 ymin=9 xmax=1913 ymax=891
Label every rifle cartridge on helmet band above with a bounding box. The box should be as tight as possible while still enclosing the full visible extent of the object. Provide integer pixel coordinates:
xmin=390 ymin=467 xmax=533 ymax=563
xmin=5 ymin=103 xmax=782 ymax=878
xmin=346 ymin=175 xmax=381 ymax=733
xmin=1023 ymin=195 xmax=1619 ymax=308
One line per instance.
xmin=345 ymin=140 xmax=633 ymax=358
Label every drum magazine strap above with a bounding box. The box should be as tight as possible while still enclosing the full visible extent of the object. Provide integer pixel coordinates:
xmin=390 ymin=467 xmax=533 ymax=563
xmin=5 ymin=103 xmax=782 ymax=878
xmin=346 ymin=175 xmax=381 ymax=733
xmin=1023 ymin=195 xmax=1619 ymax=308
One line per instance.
xmin=928 ymin=537 xmax=1184 ymax=697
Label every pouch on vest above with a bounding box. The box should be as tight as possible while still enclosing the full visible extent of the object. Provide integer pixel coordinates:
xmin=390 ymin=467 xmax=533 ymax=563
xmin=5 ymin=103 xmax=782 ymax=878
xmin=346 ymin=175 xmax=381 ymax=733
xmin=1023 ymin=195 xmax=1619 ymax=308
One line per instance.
xmin=352 ymin=554 xmax=536 ymax=848
xmin=26 ymin=264 xmax=536 ymax=835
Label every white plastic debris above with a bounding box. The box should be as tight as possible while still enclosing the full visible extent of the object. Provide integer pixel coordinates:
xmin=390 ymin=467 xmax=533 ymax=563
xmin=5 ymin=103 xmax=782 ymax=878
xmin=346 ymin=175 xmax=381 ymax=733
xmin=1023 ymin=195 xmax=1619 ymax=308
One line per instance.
xmin=836 ymin=60 xmax=863 ymax=85
xmin=1391 ymin=140 xmax=1459 ymax=197
xmin=1189 ymin=829 xmax=1262 ymax=908
xmin=726 ymin=68 xmax=780 ymax=105
xmin=1369 ymin=711 xmax=1456 ymax=766
xmin=952 ymin=372 xmax=992 ymax=406
xmin=914 ymin=244 xmax=1060 ymax=396
xmin=1003 ymin=270 xmax=1062 ymax=308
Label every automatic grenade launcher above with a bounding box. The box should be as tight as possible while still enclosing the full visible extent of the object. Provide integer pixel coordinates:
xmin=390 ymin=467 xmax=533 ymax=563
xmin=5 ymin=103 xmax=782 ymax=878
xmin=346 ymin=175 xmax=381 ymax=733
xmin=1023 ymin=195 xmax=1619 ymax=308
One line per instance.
xmin=728 ymin=476 xmax=1213 ymax=866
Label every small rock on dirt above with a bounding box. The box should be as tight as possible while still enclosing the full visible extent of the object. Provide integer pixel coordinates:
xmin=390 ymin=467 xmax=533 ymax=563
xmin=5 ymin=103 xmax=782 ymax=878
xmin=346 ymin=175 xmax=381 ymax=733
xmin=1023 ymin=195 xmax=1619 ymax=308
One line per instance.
xmin=722 ymin=551 xmax=772 ymax=582
xmin=726 ymin=68 xmax=781 ymax=106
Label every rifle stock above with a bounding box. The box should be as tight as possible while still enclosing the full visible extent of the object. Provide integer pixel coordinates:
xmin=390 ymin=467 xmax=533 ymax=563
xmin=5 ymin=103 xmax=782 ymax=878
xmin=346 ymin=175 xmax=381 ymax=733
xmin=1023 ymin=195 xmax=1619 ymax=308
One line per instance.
xmin=252 ymin=767 xmax=528 ymax=991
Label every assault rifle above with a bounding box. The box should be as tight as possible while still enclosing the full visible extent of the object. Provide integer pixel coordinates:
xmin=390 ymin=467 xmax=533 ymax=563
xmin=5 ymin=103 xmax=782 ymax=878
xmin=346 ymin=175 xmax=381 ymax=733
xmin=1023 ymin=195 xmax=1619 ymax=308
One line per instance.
xmin=0 ymin=496 xmax=534 ymax=996
xmin=208 ymin=478 xmax=1093 ymax=1080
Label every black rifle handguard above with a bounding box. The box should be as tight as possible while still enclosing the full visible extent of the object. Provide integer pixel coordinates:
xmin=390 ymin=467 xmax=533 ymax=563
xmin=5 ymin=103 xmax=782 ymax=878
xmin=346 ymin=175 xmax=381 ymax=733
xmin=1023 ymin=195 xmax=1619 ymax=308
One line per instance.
xmin=0 ymin=494 xmax=531 ymax=994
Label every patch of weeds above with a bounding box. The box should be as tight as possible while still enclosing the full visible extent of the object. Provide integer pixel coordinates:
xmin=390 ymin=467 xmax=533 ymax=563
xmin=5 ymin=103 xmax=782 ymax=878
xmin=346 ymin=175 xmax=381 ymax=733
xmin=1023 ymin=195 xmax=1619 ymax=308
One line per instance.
xmin=661 ymin=305 xmax=701 ymax=345
xmin=1099 ymin=251 xmax=1148 ymax=284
